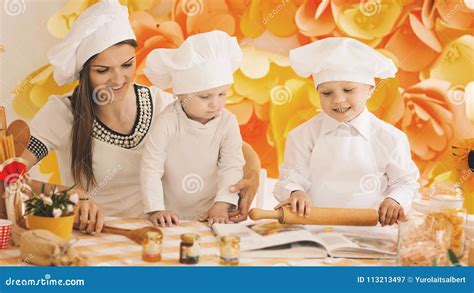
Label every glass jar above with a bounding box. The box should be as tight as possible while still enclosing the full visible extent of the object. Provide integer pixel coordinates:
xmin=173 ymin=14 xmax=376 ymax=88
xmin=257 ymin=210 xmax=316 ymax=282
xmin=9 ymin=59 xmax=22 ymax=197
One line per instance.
xmin=398 ymin=214 xmax=451 ymax=266
xmin=429 ymin=194 xmax=467 ymax=257
xmin=142 ymin=231 xmax=162 ymax=262
xmin=180 ymin=233 xmax=200 ymax=264
xmin=220 ymin=236 xmax=240 ymax=266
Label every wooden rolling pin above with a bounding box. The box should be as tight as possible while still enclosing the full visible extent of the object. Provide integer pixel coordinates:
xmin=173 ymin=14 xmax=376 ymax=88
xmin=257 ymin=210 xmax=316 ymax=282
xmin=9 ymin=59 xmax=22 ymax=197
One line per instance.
xmin=249 ymin=206 xmax=379 ymax=226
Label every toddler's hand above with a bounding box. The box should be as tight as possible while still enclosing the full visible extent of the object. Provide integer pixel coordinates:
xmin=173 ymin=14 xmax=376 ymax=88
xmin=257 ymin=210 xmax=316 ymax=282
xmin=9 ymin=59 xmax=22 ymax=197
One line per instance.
xmin=274 ymin=190 xmax=312 ymax=217
xmin=148 ymin=210 xmax=179 ymax=227
xmin=378 ymin=198 xmax=406 ymax=226
xmin=199 ymin=202 xmax=231 ymax=227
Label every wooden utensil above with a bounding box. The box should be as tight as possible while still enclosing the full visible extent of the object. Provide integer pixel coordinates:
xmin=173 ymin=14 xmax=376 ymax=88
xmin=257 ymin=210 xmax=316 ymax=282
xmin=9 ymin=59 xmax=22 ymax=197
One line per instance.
xmin=249 ymin=206 xmax=379 ymax=226
xmin=0 ymin=107 xmax=7 ymax=136
xmin=101 ymin=225 xmax=163 ymax=245
xmin=7 ymin=120 xmax=30 ymax=157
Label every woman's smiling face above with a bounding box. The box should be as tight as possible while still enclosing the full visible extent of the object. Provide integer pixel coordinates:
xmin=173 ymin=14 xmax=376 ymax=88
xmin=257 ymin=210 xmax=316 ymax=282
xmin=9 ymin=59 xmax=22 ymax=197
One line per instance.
xmin=88 ymin=43 xmax=137 ymax=103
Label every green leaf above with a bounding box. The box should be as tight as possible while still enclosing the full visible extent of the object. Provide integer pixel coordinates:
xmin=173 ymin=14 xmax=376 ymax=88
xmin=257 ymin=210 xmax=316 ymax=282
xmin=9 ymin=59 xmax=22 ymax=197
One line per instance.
xmin=448 ymin=249 xmax=462 ymax=266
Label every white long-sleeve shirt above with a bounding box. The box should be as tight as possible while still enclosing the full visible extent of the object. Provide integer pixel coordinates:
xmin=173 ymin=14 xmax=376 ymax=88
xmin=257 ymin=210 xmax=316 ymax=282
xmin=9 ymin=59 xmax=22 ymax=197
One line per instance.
xmin=273 ymin=109 xmax=420 ymax=212
xmin=141 ymin=100 xmax=244 ymax=220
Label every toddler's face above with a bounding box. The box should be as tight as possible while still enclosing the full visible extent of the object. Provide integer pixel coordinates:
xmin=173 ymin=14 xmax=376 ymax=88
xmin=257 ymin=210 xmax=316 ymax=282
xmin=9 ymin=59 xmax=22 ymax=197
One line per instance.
xmin=317 ymin=81 xmax=374 ymax=122
xmin=178 ymin=84 xmax=230 ymax=124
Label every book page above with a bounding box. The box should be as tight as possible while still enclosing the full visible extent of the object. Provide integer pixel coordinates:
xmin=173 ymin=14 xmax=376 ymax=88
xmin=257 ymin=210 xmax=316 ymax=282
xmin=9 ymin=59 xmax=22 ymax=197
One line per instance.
xmin=213 ymin=221 xmax=324 ymax=251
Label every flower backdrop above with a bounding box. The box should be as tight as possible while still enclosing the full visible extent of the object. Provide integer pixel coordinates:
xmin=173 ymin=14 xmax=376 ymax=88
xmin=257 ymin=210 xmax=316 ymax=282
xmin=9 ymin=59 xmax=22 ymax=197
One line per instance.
xmin=7 ymin=0 xmax=474 ymax=194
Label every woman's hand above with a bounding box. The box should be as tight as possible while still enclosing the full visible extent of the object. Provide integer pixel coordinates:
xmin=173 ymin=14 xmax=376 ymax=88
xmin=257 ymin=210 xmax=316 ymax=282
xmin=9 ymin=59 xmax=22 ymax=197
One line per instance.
xmin=228 ymin=170 xmax=259 ymax=223
xmin=73 ymin=189 xmax=105 ymax=234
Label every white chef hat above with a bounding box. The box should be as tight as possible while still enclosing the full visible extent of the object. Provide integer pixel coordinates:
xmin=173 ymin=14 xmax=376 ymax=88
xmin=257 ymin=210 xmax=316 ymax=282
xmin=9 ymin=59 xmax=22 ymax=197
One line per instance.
xmin=47 ymin=0 xmax=136 ymax=86
xmin=289 ymin=37 xmax=397 ymax=87
xmin=144 ymin=30 xmax=242 ymax=95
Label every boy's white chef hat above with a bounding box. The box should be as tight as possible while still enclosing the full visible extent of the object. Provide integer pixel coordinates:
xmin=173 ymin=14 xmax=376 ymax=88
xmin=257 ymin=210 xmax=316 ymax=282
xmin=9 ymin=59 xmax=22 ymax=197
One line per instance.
xmin=144 ymin=30 xmax=242 ymax=95
xmin=289 ymin=37 xmax=397 ymax=87
xmin=47 ymin=0 xmax=136 ymax=86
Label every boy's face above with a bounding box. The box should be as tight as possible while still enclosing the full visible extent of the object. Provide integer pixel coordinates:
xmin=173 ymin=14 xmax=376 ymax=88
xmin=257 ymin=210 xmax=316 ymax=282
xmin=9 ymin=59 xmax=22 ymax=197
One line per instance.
xmin=317 ymin=81 xmax=374 ymax=122
xmin=178 ymin=84 xmax=230 ymax=124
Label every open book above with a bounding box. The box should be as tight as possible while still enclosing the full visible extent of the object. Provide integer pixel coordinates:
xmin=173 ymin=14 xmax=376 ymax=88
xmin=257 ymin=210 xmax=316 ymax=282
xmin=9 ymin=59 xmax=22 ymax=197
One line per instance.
xmin=213 ymin=220 xmax=397 ymax=259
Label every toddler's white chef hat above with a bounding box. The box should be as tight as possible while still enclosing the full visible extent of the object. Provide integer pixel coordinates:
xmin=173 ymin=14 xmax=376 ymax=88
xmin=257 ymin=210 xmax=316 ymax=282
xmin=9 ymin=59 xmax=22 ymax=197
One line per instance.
xmin=289 ymin=37 xmax=397 ymax=87
xmin=144 ymin=30 xmax=242 ymax=95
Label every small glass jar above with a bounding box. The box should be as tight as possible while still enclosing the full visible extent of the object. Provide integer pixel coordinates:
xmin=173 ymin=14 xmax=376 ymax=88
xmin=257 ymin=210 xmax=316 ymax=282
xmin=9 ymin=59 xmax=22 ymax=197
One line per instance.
xmin=468 ymin=240 xmax=474 ymax=266
xmin=142 ymin=231 xmax=162 ymax=262
xmin=429 ymin=194 xmax=467 ymax=257
xmin=180 ymin=233 xmax=200 ymax=264
xmin=398 ymin=214 xmax=451 ymax=266
xmin=220 ymin=236 xmax=240 ymax=266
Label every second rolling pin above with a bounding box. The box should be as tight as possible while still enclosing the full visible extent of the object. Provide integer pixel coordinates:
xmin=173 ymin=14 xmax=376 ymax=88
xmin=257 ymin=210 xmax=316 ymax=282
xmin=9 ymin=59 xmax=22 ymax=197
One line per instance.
xmin=249 ymin=206 xmax=379 ymax=226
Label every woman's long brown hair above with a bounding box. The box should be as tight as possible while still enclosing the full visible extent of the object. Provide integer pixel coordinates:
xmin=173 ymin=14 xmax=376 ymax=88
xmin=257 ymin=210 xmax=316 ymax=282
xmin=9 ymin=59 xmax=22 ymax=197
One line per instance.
xmin=70 ymin=39 xmax=137 ymax=191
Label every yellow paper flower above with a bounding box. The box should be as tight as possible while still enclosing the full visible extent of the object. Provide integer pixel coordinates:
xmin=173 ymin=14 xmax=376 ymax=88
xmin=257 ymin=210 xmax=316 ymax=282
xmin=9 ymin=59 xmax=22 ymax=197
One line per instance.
xmin=38 ymin=151 xmax=62 ymax=185
xmin=331 ymin=0 xmax=403 ymax=41
xmin=269 ymin=78 xmax=320 ymax=164
xmin=12 ymin=65 xmax=77 ymax=119
xmin=367 ymin=78 xmax=405 ymax=124
xmin=429 ymin=35 xmax=474 ymax=86
xmin=47 ymin=0 xmax=94 ymax=39
xmin=430 ymin=138 xmax=474 ymax=212
xmin=47 ymin=0 xmax=165 ymax=39
xmin=239 ymin=45 xmax=289 ymax=79
xmin=227 ymin=46 xmax=295 ymax=124
xmin=240 ymin=0 xmax=299 ymax=38
xmin=466 ymin=81 xmax=474 ymax=122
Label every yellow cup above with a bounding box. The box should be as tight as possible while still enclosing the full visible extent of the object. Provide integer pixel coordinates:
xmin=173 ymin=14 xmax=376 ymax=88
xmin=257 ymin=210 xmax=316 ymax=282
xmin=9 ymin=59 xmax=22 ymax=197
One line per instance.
xmin=27 ymin=214 xmax=75 ymax=240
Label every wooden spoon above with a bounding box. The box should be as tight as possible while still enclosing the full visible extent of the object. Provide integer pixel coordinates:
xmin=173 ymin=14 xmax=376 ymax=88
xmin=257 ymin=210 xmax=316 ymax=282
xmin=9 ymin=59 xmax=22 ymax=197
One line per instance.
xmin=6 ymin=120 xmax=30 ymax=156
xmin=101 ymin=225 xmax=163 ymax=245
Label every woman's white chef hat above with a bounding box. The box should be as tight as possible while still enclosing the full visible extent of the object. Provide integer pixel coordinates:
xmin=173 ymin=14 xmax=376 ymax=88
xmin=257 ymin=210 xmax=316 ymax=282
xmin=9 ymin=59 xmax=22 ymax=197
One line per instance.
xmin=289 ymin=37 xmax=397 ymax=87
xmin=144 ymin=30 xmax=242 ymax=95
xmin=47 ymin=0 xmax=136 ymax=86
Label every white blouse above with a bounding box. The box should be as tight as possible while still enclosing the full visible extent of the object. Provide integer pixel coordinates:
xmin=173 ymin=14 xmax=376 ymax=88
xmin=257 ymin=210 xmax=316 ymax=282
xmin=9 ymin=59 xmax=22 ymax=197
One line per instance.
xmin=26 ymin=84 xmax=174 ymax=217
xmin=141 ymin=100 xmax=244 ymax=220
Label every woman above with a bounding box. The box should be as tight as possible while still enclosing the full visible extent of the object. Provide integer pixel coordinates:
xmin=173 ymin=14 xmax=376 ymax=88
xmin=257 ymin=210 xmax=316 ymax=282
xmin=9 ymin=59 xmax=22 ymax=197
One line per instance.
xmin=20 ymin=0 xmax=260 ymax=234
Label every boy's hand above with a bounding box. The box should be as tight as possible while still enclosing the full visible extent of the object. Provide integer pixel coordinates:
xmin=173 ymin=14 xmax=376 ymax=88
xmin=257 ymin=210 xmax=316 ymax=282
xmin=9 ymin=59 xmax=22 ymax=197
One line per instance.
xmin=378 ymin=198 xmax=406 ymax=226
xmin=148 ymin=210 xmax=179 ymax=227
xmin=274 ymin=190 xmax=312 ymax=217
xmin=199 ymin=202 xmax=231 ymax=227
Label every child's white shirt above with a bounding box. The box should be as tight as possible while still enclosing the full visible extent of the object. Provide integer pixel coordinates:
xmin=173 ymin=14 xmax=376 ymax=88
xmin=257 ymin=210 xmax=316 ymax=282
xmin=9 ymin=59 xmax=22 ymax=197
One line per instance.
xmin=273 ymin=108 xmax=419 ymax=212
xmin=141 ymin=100 xmax=244 ymax=220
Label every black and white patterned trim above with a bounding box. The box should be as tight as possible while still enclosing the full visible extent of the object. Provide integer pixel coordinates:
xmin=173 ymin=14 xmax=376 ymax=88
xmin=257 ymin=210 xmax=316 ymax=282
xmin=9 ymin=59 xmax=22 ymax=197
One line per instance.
xmin=26 ymin=136 xmax=49 ymax=162
xmin=92 ymin=84 xmax=153 ymax=149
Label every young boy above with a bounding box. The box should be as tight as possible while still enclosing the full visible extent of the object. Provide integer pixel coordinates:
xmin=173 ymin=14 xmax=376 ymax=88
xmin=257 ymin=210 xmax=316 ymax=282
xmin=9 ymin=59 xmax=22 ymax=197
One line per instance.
xmin=274 ymin=37 xmax=419 ymax=226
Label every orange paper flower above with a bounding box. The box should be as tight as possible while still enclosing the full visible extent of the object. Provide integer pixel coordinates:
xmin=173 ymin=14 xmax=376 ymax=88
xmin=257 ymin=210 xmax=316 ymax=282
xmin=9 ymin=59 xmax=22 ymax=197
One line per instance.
xmin=295 ymin=0 xmax=336 ymax=37
xmin=130 ymin=11 xmax=184 ymax=85
xmin=385 ymin=9 xmax=442 ymax=72
xmin=173 ymin=0 xmax=247 ymax=38
xmin=399 ymin=79 xmax=474 ymax=174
